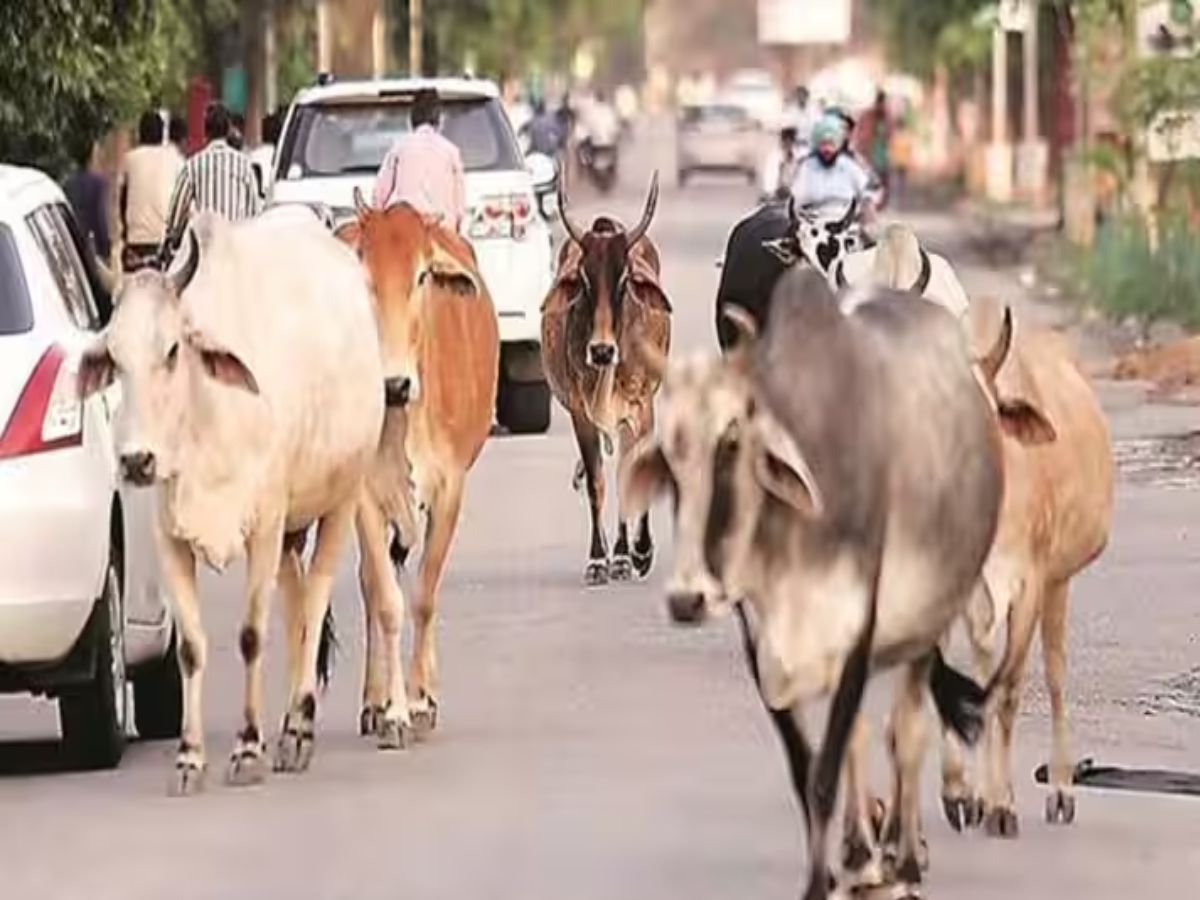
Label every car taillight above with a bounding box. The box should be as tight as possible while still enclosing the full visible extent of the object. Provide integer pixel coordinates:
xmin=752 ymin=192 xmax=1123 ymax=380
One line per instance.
xmin=0 ymin=345 xmax=84 ymax=460
xmin=468 ymin=192 xmax=535 ymax=241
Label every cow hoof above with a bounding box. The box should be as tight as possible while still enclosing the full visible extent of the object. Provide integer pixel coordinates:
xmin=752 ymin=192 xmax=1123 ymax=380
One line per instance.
xmin=983 ymin=806 xmax=1020 ymax=839
xmin=226 ymin=745 xmax=267 ymax=787
xmin=410 ymin=695 xmax=439 ymax=736
xmin=169 ymin=760 xmax=206 ymax=797
xmin=610 ymin=555 xmax=634 ymax=582
xmin=359 ymin=704 xmax=387 ymax=737
xmin=273 ymin=728 xmax=314 ymax=774
xmin=572 ymin=460 xmax=586 ymax=492
xmin=632 ymin=549 xmax=653 ymax=579
xmin=584 ymin=560 xmax=609 ymax=587
xmin=1046 ymin=790 xmax=1076 ymax=825
xmin=377 ymin=716 xmax=413 ymax=751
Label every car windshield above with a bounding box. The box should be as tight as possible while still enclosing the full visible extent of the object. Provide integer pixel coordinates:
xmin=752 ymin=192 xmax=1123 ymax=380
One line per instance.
xmin=277 ymin=97 xmax=523 ymax=178
xmin=0 ymin=223 xmax=34 ymax=335
xmin=682 ymin=105 xmax=749 ymax=126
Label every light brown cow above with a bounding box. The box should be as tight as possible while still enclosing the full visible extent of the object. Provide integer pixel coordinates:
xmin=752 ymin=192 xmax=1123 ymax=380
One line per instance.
xmin=337 ymin=193 xmax=499 ymax=742
xmin=542 ymin=174 xmax=672 ymax=585
xmin=940 ymin=299 xmax=1115 ymax=837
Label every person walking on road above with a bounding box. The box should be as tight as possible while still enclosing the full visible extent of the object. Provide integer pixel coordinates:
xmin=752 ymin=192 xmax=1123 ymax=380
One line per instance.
xmin=63 ymin=141 xmax=112 ymax=265
xmin=857 ymin=89 xmax=894 ymax=208
xmin=118 ymin=110 xmax=183 ymax=273
xmin=162 ymin=101 xmax=264 ymax=257
xmin=372 ymin=88 xmax=467 ymax=231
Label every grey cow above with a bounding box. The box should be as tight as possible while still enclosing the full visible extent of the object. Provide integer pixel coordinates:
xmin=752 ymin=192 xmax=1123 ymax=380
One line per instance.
xmin=622 ymin=268 xmax=1013 ymax=900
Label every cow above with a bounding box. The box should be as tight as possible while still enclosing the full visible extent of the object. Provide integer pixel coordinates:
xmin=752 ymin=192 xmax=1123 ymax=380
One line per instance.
xmin=714 ymin=199 xmax=968 ymax=350
xmin=336 ymin=191 xmax=499 ymax=739
xmin=77 ymin=210 xmax=386 ymax=794
xmin=541 ymin=173 xmax=671 ymax=586
xmin=939 ymin=299 xmax=1114 ymax=837
xmin=621 ymin=269 xmax=1012 ymax=900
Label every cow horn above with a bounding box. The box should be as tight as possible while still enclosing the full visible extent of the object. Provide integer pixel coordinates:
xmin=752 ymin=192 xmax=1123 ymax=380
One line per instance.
xmin=978 ymin=305 xmax=1014 ymax=381
xmin=353 ymin=186 xmax=370 ymax=218
xmin=626 ymin=171 xmax=660 ymax=247
xmin=557 ymin=180 xmax=586 ymax=246
xmin=168 ymin=230 xmax=200 ymax=296
xmin=830 ymin=196 xmax=858 ymax=234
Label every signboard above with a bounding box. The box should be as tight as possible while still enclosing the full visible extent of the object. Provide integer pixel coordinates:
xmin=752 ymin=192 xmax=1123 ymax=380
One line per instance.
xmin=998 ymin=0 xmax=1032 ymax=33
xmin=758 ymin=0 xmax=851 ymax=46
xmin=1147 ymin=109 xmax=1200 ymax=161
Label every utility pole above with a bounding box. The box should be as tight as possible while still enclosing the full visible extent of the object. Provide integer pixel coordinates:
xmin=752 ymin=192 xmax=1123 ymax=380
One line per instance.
xmin=409 ymin=0 xmax=423 ymax=76
xmin=317 ymin=0 xmax=332 ymax=74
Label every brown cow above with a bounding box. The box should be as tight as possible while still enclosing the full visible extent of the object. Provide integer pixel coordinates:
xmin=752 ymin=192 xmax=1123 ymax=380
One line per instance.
xmin=940 ymin=300 xmax=1114 ymax=836
xmin=337 ymin=192 xmax=499 ymax=742
xmin=541 ymin=173 xmax=672 ymax=585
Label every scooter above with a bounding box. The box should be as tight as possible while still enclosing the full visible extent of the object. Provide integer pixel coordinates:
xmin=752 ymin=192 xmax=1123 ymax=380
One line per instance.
xmin=578 ymin=139 xmax=618 ymax=194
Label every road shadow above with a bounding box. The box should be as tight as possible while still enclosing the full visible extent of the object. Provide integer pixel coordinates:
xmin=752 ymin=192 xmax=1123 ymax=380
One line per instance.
xmin=0 ymin=738 xmax=76 ymax=777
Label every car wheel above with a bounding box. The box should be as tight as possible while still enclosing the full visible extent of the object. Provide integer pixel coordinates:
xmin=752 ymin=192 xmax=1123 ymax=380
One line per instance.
xmin=498 ymin=378 xmax=552 ymax=435
xmin=134 ymin=628 xmax=183 ymax=740
xmin=59 ymin=557 xmax=127 ymax=770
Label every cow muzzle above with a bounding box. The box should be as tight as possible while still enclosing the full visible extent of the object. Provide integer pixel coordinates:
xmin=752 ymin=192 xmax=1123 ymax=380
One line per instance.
xmin=587 ymin=341 xmax=618 ymax=368
xmin=119 ymin=450 xmax=157 ymax=487
xmin=384 ymin=375 xmax=413 ymax=408
xmin=667 ymin=591 xmax=708 ymax=625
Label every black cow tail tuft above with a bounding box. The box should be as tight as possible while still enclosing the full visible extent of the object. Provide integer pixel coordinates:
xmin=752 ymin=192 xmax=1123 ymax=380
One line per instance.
xmin=929 ymin=647 xmax=988 ymax=746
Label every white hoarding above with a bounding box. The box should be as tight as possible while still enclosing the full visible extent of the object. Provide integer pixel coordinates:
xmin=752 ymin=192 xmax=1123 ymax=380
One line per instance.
xmin=758 ymin=0 xmax=852 ymax=46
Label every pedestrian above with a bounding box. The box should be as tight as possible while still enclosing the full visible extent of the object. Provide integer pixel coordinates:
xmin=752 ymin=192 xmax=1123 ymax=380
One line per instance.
xmin=169 ymin=114 xmax=188 ymax=155
xmin=62 ymin=139 xmax=112 ymax=265
xmin=857 ymin=89 xmax=894 ymax=207
xmin=372 ymin=88 xmax=466 ymax=231
xmin=118 ymin=110 xmax=183 ymax=272
xmin=162 ymin=101 xmax=264 ymax=257
xmin=249 ymin=108 xmax=283 ymax=199
xmin=230 ymin=111 xmax=246 ymax=150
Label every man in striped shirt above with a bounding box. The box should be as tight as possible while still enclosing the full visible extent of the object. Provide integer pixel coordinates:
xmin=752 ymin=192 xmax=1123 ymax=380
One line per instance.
xmin=162 ymin=102 xmax=264 ymax=256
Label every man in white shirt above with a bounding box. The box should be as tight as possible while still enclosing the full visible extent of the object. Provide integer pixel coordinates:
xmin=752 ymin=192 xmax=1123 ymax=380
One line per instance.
xmin=118 ymin=110 xmax=183 ymax=272
xmin=791 ymin=113 xmax=873 ymax=219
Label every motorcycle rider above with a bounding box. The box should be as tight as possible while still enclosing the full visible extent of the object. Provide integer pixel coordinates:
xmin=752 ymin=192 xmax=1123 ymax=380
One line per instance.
xmin=791 ymin=113 xmax=875 ymax=221
xmin=575 ymin=90 xmax=622 ymax=188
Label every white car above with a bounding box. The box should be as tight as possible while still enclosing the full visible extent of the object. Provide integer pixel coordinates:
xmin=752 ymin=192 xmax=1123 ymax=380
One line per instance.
xmin=0 ymin=166 xmax=179 ymax=768
xmin=269 ymin=76 xmax=557 ymax=434
xmin=722 ymin=69 xmax=785 ymax=131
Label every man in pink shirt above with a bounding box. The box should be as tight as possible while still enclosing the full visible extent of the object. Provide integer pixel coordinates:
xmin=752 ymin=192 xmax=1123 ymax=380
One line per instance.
xmin=372 ymin=89 xmax=467 ymax=230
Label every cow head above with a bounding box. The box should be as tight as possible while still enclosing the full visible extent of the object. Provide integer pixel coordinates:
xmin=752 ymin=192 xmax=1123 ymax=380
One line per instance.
xmin=767 ymin=196 xmax=864 ymax=279
xmin=558 ymin=173 xmax=660 ymax=369
xmin=343 ymin=189 xmax=481 ymax=407
xmin=621 ymin=308 xmax=823 ymax=626
xmin=77 ymin=219 xmax=260 ymax=487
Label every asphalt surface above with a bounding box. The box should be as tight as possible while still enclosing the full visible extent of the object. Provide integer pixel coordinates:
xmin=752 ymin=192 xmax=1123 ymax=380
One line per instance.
xmin=2 ymin=121 xmax=1198 ymax=898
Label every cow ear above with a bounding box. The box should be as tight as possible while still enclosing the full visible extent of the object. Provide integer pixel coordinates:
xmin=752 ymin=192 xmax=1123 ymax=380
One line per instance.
xmin=762 ymin=235 xmax=800 ymax=266
xmin=78 ymin=342 xmax=115 ymax=399
xmin=754 ymin=410 xmax=823 ymax=517
xmin=187 ymin=331 xmax=260 ymax=395
xmin=629 ymin=272 xmax=672 ymax=313
xmin=620 ymin=437 xmax=673 ymax=518
xmin=335 ymin=220 xmax=361 ymax=249
xmin=997 ymin=398 xmax=1056 ymax=445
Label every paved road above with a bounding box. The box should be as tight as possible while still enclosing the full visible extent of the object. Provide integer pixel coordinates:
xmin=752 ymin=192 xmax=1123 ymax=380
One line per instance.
xmin=2 ymin=124 xmax=1198 ymax=898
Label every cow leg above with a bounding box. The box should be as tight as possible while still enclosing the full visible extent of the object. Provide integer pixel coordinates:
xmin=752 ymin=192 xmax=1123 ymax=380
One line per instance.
xmin=841 ymin=715 xmax=886 ymax=890
xmin=1041 ymin=579 xmax=1077 ymax=825
xmin=356 ymin=494 xmax=413 ymax=749
xmin=982 ymin=579 xmax=1041 ymax=839
xmin=804 ymin=627 xmax=875 ymax=900
xmin=274 ymin=500 xmax=356 ymax=774
xmin=408 ymin=473 xmax=464 ymax=733
xmin=227 ymin=518 xmax=285 ymax=786
xmin=158 ymin=530 xmax=205 ymax=796
xmin=881 ymin=659 xmax=932 ymax=898
xmin=571 ymin=411 xmax=609 ymax=586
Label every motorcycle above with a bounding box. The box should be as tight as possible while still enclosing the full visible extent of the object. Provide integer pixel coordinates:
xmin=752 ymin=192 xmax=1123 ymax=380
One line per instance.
xmin=578 ymin=139 xmax=618 ymax=194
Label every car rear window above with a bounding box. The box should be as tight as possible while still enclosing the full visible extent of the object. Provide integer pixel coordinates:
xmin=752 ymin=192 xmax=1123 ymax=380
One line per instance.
xmin=0 ymin=224 xmax=34 ymax=335
xmin=681 ymin=105 xmax=751 ymax=126
xmin=277 ymin=97 xmax=523 ymax=179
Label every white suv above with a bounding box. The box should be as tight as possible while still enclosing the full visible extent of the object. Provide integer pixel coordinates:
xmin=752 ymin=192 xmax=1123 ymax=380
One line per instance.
xmin=269 ymin=76 xmax=556 ymax=434
xmin=0 ymin=165 xmax=179 ymax=768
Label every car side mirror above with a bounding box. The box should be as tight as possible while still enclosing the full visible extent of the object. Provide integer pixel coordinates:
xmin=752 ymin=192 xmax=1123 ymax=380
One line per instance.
xmin=526 ymin=152 xmax=558 ymax=194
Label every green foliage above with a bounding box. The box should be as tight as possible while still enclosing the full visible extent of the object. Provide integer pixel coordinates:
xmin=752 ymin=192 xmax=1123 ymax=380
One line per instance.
xmin=867 ymin=0 xmax=992 ymax=78
xmin=1075 ymin=211 xmax=1200 ymax=329
xmin=1117 ymin=55 xmax=1200 ymax=129
xmin=276 ymin=6 xmax=317 ymax=110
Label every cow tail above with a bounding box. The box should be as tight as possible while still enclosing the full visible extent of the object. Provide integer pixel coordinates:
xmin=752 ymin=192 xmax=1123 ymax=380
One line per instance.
xmin=929 ymin=647 xmax=987 ymax=745
xmin=316 ymin=605 xmax=338 ymax=691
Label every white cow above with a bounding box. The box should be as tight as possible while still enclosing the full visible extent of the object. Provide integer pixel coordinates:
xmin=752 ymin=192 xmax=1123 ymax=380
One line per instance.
xmin=79 ymin=210 xmax=385 ymax=795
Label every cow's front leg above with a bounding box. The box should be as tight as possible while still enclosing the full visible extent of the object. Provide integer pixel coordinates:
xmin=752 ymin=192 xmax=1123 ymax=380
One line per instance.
xmin=840 ymin=715 xmax=886 ymax=891
xmin=356 ymin=494 xmax=412 ymax=749
xmin=227 ymin=519 xmax=285 ymax=786
xmin=571 ymin=411 xmax=609 ymax=585
xmin=274 ymin=501 xmax=356 ymax=774
xmin=158 ymin=529 xmax=206 ymax=796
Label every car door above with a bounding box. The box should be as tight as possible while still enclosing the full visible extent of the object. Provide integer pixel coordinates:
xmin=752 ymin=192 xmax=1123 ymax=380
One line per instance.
xmin=32 ymin=204 xmax=165 ymax=631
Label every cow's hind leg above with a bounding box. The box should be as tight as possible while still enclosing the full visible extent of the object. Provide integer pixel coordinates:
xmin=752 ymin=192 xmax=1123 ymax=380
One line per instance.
xmin=841 ymin=715 xmax=886 ymax=891
xmin=227 ymin=518 xmax=285 ymax=786
xmin=408 ymin=473 xmax=465 ymax=733
xmin=160 ymin=531 xmax=205 ymax=796
xmin=614 ymin=412 xmax=655 ymax=581
xmin=1041 ymin=579 xmax=1076 ymax=825
xmin=274 ymin=501 xmax=356 ymax=774
xmin=356 ymin=495 xmax=413 ymax=749
xmin=571 ymin=411 xmax=609 ymax=586
xmin=881 ymin=659 xmax=933 ymax=899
